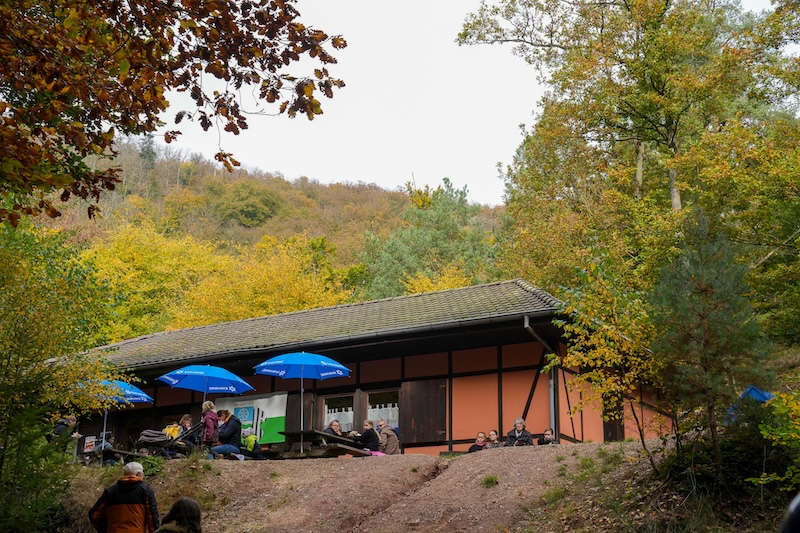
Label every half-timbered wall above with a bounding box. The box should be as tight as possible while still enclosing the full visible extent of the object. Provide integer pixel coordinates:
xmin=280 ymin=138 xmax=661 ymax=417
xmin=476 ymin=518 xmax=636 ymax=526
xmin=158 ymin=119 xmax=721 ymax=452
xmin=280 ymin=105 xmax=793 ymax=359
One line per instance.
xmin=95 ymin=340 xmax=668 ymax=453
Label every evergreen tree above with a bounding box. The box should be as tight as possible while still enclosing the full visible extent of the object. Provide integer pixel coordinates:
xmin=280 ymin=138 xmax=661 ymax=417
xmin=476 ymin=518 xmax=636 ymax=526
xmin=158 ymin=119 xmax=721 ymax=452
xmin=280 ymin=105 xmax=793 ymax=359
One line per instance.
xmin=650 ymin=214 xmax=773 ymax=469
xmin=360 ymin=179 xmax=497 ymax=299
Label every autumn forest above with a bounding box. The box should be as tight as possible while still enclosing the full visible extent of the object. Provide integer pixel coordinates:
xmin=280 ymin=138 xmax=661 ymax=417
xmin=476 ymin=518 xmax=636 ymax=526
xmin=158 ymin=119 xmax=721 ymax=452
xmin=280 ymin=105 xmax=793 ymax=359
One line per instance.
xmin=2 ymin=0 xmax=800 ymax=530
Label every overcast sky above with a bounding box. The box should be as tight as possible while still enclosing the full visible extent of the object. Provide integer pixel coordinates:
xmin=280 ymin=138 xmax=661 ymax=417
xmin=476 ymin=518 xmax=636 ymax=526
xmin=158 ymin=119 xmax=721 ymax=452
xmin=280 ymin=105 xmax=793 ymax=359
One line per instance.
xmin=159 ymin=0 xmax=773 ymax=207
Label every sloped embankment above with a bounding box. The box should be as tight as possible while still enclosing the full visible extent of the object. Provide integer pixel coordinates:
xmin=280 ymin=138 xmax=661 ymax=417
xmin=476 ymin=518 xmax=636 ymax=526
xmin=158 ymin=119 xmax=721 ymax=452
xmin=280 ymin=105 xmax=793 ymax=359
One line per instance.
xmin=63 ymin=443 xmax=639 ymax=532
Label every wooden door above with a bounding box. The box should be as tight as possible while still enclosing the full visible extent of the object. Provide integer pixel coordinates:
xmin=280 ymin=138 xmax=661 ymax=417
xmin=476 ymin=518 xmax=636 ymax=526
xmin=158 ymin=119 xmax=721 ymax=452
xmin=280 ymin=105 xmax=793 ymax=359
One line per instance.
xmin=399 ymin=379 xmax=446 ymax=444
xmin=602 ymin=394 xmax=624 ymax=442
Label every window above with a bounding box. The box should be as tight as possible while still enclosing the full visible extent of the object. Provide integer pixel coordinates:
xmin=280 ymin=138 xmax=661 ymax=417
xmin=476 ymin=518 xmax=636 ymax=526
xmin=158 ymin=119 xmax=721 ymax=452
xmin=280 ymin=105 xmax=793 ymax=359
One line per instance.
xmin=324 ymin=395 xmax=354 ymax=432
xmin=368 ymin=390 xmax=399 ymax=429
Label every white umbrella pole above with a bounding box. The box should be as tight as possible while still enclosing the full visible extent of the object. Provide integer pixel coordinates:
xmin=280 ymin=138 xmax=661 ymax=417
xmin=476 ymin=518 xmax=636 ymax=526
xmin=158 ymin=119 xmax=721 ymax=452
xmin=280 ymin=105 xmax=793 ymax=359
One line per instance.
xmin=203 ymin=376 xmax=208 ymax=404
xmin=101 ymin=409 xmax=108 ymax=451
xmin=300 ymin=366 xmax=304 ymax=453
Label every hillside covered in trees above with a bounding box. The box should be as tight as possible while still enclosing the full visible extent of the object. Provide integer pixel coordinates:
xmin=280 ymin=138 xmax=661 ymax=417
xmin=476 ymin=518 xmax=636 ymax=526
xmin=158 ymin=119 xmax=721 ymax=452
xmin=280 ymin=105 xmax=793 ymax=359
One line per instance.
xmin=42 ymin=138 xmax=504 ymax=343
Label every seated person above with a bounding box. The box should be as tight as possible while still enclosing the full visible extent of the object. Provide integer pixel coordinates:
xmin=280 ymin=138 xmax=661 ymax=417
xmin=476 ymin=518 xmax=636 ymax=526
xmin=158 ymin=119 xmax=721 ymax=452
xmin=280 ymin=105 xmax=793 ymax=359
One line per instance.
xmin=538 ymin=427 xmax=556 ymax=445
xmin=485 ymin=429 xmax=503 ymax=448
xmin=178 ymin=414 xmax=193 ymax=435
xmin=241 ymin=428 xmax=264 ymax=459
xmin=377 ymin=418 xmax=400 ymax=455
xmin=208 ymin=409 xmax=242 ymax=459
xmin=87 ymin=433 xmax=117 ymax=465
xmin=176 ymin=414 xmax=199 ymax=450
xmin=95 ymin=432 xmax=114 ymax=451
xmin=467 ymin=432 xmax=487 ymax=453
xmin=350 ymin=420 xmax=380 ymax=452
xmin=324 ymin=419 xmax=344 ymax=436
xmin=506 ymin=418 xmax=534 ymax=446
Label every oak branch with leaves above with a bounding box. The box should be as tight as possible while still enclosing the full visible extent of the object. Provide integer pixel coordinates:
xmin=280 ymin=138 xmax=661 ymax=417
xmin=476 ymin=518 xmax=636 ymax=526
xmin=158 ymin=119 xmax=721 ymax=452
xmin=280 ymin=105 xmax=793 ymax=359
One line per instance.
xmin=0 ymin=0 xmax=346 ymax=224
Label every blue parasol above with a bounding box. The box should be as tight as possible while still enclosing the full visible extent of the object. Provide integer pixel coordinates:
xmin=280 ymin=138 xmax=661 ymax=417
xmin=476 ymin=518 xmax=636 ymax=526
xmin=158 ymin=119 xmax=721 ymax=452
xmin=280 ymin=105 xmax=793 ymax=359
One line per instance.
xmin=254 ymin=352 xmax=350 ymax=450
xmin=157 ymin=364 xmax=254 ymax=402
xmin=99 ymin=380 xmax=153 ymax=450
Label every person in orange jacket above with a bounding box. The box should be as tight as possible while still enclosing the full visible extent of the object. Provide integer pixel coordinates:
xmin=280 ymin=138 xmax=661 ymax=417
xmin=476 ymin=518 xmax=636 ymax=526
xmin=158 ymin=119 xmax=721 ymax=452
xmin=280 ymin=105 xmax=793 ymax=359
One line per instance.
xmin=89 ymin=461 xmax=159 ymax=533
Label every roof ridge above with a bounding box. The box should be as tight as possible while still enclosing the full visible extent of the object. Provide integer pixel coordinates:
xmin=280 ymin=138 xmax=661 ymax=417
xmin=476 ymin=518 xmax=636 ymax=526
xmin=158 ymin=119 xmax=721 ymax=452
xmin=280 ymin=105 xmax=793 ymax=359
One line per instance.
xmin=95 ymin=279 xmax=560 ymax=356
xmin=512 ymin=279 xmax=563 ymax=307
xmin=122 ymin=279 xmax=528 ymax=334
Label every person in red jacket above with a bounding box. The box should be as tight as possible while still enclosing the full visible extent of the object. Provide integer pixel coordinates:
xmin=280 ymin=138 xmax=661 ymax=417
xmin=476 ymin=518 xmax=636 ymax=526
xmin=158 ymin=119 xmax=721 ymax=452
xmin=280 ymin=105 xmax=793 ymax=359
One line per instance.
xmin=89 ymin=461 xmax=159 ymax=532
xmin=200 ymin=401 xmax=218 ymax=448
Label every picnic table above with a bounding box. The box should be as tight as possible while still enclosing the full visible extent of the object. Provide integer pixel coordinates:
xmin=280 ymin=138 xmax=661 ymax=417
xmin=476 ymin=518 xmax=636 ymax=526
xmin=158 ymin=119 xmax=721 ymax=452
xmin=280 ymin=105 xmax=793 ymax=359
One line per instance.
xmin=83 ymin=447 xmax=148 ymax=466
xmin=277 ymin=430 xmax=372 ymax=458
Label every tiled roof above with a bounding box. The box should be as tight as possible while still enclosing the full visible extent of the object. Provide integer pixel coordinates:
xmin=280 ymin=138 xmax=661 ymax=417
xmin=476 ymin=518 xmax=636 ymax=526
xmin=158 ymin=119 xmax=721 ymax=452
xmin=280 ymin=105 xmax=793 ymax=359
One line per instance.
xmin=99 ymin=279 xmax=562 ymax=369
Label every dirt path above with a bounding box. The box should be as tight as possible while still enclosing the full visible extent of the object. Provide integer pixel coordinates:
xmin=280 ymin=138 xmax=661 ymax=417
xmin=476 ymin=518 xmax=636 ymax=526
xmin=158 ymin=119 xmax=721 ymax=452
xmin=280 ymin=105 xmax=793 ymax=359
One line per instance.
xmin=64 ymin=443 xmax=642 ymax=532
xmin=352 ymin=443 xmax=627 ymax=532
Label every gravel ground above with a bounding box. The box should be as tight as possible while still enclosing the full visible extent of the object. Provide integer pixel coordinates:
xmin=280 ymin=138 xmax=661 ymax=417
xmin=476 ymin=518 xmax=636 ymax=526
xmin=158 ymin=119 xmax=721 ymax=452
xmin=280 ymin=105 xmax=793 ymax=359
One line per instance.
xmin=63 ymin=442 xmax=645 ymax=532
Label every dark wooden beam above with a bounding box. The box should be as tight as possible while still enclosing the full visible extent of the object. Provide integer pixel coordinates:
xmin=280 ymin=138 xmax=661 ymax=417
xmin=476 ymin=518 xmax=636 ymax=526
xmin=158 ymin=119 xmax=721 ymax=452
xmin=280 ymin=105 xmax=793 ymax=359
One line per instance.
xmin=522 ymin=368 xmax=541 ymax=421
xmin=497 ymin=345 xmax=503 ymax=433
xmin=447 ymin=351 xmax=453 ymax=452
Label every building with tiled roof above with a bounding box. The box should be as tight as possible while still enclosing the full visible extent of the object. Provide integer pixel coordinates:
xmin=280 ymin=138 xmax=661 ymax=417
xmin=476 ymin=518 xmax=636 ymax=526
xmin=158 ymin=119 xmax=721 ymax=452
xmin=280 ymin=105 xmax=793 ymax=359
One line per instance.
xmin=93 ymin=280 xmax=665 ymax=452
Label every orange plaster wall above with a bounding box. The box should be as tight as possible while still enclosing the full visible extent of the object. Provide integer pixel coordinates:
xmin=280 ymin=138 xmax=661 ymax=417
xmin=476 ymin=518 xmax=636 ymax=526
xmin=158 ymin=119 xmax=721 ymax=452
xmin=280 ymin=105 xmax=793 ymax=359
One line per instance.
xmin=452 ymin=347 xmax=496 ymax=373
xmin=360 ymin=357 xmax=401 ymax=383
xmin=405 ymin=352 xmax=448 ymax=378
xmin=558 ymin=373 xmax=605 ymax=443
xmin=502 ymin=370 xmax=549 ymax=434
xmin=503 ymin=342 xmax=544 ymax=368
xmin=579 ymin=385 xmax=605 ymax=443
xmin=452 ymin=374 xmax=498 ymax=440
xmin=624 ymin=401 xmax=669 ymax=440
xmin=404 ymin=445 xmax=450 ymax=456
xmin=558 ymin=372 xmax=582 ymax=441
xmin=317 ymin=364 xmax=356 ymax=389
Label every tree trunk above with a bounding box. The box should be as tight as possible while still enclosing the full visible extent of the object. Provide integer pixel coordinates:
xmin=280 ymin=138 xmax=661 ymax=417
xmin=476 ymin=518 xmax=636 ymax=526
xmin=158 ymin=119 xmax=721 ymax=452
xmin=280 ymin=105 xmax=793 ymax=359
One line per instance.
xmin=629 ymin=399 xmax=660 ymax=475
xmin=634 ymin=141 xmax=644 ymax=199
xmin=672 ymin=408 xmax=682 ymax=453
xmin=668 ymin=167 xmax=681 ymax=212
xmin=668 ymin=143 xmax=682 ymax=211
xmin=708 ymin=400 xmax=722 ymax=477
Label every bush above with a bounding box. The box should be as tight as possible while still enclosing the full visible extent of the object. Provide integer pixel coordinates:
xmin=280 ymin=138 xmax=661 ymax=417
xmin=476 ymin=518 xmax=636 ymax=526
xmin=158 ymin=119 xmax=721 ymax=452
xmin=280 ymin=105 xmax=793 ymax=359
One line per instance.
xmin=0 ymin=409 xmax=75 ymax=531
xmin=481 ymin=475 xmax=499 ymax=488
xmin=661 ymin=398 xmax=791 ymax=499
xmin=755 ymin=392 xmax=800 ymax=491
xmin=141 ymin=456 xmax=166 ymax=477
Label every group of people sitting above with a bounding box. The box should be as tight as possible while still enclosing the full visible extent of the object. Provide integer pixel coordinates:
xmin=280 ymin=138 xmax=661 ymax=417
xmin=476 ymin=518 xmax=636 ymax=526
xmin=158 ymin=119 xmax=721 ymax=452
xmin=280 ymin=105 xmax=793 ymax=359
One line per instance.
xmin=196 ymin=400 xmax=262 ymax=460
xmin=467 ymin=418 xmax=556 ymax=452
xmin=323 ymin=418 xmax=400 ymax=455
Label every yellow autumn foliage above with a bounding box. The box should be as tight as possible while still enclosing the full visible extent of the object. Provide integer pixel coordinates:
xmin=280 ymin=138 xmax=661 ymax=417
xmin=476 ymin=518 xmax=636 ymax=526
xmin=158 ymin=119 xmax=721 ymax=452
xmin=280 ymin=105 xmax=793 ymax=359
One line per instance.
xmin=0 ymin=224 xmax=125 ymax=416
xmin=169 ymin=234 xmax=352 ymax=328
xmin=402 ymin=263 xmax=472 ymax=295
xmin=83 ymin=223 xmax=232 ymax=342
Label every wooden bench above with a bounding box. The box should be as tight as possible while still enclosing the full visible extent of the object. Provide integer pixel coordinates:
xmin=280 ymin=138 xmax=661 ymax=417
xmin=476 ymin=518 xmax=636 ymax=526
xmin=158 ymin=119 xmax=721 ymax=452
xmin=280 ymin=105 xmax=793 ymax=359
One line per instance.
xmin=275 ymin=430 xmax=372 ymax=459
xmin=84 ymin=447 xmax=148 ymax=465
